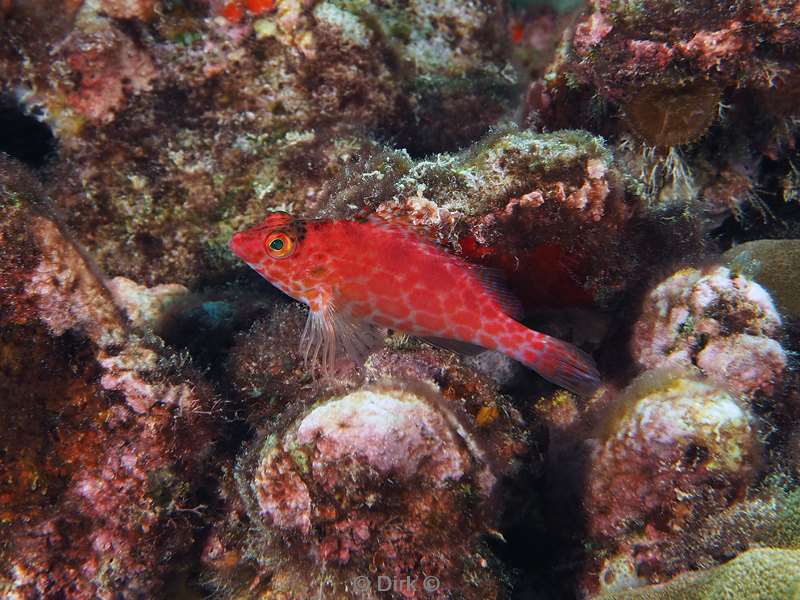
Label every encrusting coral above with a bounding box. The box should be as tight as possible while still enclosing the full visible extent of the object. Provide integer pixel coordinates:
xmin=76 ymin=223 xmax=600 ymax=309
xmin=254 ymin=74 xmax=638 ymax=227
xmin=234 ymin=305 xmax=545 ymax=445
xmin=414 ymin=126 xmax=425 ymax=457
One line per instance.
xmin=631 ymin=266 xmax=787 ymax=397
xmin=0 ymin=157 xmax=217 ymax=598
xmin=587 ymin=370 xmax=758 ymax=541
xmin=580 ymin=369 xmax=760 ymax=592
xmin=203 ymin=348 xmax=532 ymax=600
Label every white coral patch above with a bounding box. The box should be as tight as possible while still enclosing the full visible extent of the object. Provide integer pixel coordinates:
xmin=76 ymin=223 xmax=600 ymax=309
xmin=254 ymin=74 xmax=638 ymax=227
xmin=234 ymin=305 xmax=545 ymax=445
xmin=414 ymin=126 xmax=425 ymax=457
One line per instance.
xmin=296 ymin=388 xmax=467 ymax=484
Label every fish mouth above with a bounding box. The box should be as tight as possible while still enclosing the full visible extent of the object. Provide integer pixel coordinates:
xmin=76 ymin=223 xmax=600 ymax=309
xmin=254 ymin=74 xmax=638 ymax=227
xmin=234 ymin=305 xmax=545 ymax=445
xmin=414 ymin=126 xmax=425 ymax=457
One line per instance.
xmin=229 ymin=229 xmax=257 ymax=260
xmin=229 ymin=231 xmax=245 ymax=256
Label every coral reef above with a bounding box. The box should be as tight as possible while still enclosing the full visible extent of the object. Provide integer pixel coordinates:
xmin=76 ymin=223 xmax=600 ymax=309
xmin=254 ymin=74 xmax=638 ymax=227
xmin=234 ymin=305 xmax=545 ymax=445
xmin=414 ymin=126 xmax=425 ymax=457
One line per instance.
xmin=0 ymin=0 xmax=517 ymax=286
xmin=534 ymin=0 xmax=800 ymax=134
xmin=1 ymin=158 xmax=217 ymax=598
xmin=632 ymin=266 xmax=787 ymax=397
xmin=204 ymin=348 xmax=531 ymax=599
xmin=2 ymin=0 xmax=800 ymax=598
xmin=523 ymin=0 xmax=800 ymax=227
xmin=587 ymin=371 xmax=758 ymax=541
xmin=581 ymin=370 xmax=760 ymax=592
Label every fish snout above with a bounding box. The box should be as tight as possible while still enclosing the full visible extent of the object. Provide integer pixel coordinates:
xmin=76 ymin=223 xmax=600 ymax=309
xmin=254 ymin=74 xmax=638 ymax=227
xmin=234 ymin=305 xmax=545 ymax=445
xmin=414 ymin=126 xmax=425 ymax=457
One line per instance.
xmin=229 ymin=229 xmax=259 ymax=261
xmin=229 ymin=231 xmax=244 ymax=255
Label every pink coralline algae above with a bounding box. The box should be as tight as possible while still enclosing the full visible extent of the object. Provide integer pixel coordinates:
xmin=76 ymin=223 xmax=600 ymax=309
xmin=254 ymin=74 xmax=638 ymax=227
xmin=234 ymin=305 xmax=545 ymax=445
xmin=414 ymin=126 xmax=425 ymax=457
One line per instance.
xmin=573 ymin=12 xmax=613 ymax=52
xmin=253 ymin=386 xmax=472 ymax=550
xmin=1 ymin=162 xmax=216 ymax=598
xmin=296 ymin=388 xmax=468 ymax=484
xmin=63 ymin=27 xmax=157 ymax=125
xmin=243 ymin=383 xmax=500 ymax=573
xmin=675 ymin=22 xmax=751 ymax=73
xmin=631 ymin=266 xmax=787 ymax=397
xmin=584 ymin=370 xmax=759 ymax=590
xmin=624 ymin=40 xmax=675 ymax=72
xmin=97 ymin=342 xmax=203 ymax=414
xmin=14 ymin=197 xmax=204 ymax=415
xmin=204 ymin=345 xmax=531 ymax=599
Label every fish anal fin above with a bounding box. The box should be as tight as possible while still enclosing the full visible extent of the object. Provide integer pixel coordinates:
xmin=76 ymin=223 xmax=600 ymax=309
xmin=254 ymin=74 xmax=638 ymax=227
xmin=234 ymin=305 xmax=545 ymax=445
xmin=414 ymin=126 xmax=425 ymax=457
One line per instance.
xmin=422 ymin=336 xmax=487 ymax=357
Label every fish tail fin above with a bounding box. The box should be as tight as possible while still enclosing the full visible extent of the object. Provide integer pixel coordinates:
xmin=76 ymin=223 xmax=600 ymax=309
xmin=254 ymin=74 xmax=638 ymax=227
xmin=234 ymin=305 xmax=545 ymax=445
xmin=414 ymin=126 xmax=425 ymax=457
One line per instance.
xmin=515 ymin=330 xmax=601 ymax=397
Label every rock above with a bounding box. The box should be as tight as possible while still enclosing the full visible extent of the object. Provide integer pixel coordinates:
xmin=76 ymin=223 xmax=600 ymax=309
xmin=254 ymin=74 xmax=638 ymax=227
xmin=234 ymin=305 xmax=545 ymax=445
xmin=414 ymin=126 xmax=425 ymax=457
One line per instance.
xmin=582 ymin=369 xmax=760 ymax=592
xmin=632 ymin=266 xmax=786 ymax=396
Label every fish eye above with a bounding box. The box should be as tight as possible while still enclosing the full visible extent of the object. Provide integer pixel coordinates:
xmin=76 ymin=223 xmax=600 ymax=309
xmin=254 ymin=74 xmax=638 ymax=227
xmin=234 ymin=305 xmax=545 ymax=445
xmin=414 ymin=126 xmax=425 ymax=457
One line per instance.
xmin=265 ymin=232 xmax=294 ymax=258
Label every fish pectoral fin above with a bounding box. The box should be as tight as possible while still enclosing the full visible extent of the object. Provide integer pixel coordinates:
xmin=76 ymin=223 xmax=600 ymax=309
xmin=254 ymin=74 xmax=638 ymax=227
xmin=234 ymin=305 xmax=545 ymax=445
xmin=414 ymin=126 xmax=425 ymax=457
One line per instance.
xmin=421 ymin=336 xmax=486 ymax=357
xmin=334 ymin=313 xmax=385 ymax=365
xmin=300 ymin=305 xmax=336 ymax=375
xmin=299 ymin=302 xmax=384 ymax=375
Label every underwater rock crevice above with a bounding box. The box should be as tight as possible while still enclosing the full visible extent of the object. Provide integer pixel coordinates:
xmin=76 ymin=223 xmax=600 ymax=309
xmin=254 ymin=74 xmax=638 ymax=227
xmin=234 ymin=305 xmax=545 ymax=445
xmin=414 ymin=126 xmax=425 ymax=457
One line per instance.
xmin=0 ymin=95 xmax=56 ymax=169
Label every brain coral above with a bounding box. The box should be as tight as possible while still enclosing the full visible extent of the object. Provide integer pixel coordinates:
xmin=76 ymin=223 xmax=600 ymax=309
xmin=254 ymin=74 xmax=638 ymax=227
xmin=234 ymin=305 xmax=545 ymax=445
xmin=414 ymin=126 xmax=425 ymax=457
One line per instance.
xmin=594 ymin=548 xmax=800 ymax=600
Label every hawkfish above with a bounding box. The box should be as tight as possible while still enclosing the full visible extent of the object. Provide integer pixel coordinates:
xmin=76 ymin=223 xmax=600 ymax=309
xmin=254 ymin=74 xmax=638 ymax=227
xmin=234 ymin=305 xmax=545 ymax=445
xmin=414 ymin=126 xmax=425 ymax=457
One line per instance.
xmin=230 ymin=211 xmax=601 ymax=396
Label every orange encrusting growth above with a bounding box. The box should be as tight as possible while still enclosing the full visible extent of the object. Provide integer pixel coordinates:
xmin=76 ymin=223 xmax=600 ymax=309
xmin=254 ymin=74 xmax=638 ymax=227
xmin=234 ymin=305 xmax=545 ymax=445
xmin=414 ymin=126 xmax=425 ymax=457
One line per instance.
xmin=245 ymin=0 xmax=276 ymax=15
xmin=221 ymin=0 xmax=276 ymax=22
xmin=230 ymin=212 xmax=601 ymax=396
xmin=221 ymin=1 xmax=244 ymax=23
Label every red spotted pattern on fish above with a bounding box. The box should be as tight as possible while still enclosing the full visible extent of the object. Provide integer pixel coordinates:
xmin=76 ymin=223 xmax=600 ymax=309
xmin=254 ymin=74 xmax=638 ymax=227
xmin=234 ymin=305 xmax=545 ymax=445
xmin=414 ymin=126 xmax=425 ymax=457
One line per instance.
xmin=230 ymin=211 xmax=601 ymax=396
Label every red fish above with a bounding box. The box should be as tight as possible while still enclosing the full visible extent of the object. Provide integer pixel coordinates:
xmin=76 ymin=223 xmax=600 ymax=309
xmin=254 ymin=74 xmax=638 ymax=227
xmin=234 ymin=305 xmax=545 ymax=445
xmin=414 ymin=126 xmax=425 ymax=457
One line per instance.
xmin=230 ymin=211 xmax=601 ymax=396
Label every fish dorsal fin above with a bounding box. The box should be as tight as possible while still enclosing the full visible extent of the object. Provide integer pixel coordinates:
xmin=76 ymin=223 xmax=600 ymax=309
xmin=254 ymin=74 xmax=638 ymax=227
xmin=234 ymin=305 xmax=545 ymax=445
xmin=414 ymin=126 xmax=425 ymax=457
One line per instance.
xmin=469 ymin=264 xmax=525 ymax=321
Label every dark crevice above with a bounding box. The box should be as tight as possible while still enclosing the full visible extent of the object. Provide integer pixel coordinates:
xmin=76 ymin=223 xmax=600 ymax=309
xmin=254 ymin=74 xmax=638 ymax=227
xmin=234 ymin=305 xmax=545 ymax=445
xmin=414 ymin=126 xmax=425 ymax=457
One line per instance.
xmin=0 ymin=95 xmax=56 ymax=168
